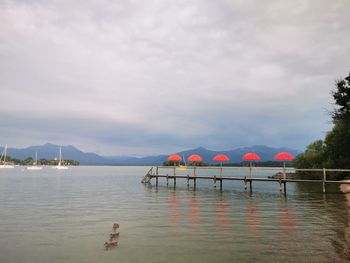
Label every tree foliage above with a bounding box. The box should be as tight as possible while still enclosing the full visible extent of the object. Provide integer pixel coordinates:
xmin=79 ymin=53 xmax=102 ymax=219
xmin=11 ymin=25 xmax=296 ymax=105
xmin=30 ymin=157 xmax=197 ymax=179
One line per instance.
xmin=294 ymin=71 xmax=350 ymax=179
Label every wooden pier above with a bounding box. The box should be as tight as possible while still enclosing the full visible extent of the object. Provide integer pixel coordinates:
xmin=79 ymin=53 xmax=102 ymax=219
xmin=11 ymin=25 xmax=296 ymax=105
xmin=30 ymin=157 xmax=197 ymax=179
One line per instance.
xmin=141 ymin=166 xmax=350 ymax=193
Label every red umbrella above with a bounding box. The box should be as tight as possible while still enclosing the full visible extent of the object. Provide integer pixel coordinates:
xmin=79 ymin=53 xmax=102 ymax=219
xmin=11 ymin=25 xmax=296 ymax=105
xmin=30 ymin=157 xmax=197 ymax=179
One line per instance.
xmin=242 ymin=153 xmax=261 ymax=179
xmin=187 ymin=154 xmax=203 ymax=162
xmin=242 ymin=153 xmax=261 ymax=161
xmin=213 ymin=154 xmax=230 ymax=178
xmin=274 ymin=152 xmax=295 ymax=161
xmin=167 ymin=154 xmax=182 ymax=162
xmin=213 ymin=154 xmax=230 ymax=162
xmin=274 ymin=152 xmax=295 ymax=179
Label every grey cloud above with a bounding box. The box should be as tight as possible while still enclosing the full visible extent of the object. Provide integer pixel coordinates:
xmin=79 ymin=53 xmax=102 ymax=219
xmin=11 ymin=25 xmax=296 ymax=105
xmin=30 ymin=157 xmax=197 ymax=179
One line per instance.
xmin=0 ymin=0 xmax=348 ymax=155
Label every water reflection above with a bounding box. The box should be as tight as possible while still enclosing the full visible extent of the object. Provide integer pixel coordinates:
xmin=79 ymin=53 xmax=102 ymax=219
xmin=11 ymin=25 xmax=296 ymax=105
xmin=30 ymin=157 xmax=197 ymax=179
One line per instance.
xmin=188 ymin=196 xmax=200 ymax=224
xmin=279 ymin=207 xmax=298 ymax=236
xmin=169 ymin=192 xmax=180 ymax=225
xmin=246 ymin=204 xmax=261 ymax=238
xmin=215 ymin=198 xmax=230 ymax=230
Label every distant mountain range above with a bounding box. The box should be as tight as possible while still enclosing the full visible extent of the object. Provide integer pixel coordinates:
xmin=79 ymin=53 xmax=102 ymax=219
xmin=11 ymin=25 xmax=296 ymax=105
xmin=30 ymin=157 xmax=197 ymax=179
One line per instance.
xmin=1 ymin=143 xmax=301 ymax=165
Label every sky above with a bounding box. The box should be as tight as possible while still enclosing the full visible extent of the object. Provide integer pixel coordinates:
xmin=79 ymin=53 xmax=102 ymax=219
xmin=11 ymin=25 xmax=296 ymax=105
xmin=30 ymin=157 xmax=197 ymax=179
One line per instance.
xmin=1 ymin=0 xmax=350 ymax=156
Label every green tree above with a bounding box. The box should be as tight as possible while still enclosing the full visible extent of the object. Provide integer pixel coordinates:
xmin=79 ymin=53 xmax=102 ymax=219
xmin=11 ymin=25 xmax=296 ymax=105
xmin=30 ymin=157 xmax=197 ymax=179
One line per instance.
xmin=324 ymin=72 xmax=350 ymax=170
xmin=294 ymin=71 xmax=350 ymax=179
xmin=332 ymin=73 xmax=350 ymax=120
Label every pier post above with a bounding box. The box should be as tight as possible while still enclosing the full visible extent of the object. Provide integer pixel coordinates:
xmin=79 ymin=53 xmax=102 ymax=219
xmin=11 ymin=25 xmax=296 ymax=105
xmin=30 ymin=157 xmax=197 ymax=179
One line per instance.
xmin=156 ymin=176 xmax=158 ymax=186
xmin=156 ymin=166 xmax=158 ymax=175
xmin=194 ymin=177 xmax=197 ymax=189
xmin=279 ymin=179 xmax=282 ymax=192
xmin=220 ymin=178 xmax=222 ymax=190
xmin=323 ymin=168 xmax=326 ymax=193
xmin=244 ymin=176 xmax=247 ymax=190
xmin=187 ymin=174 xmax=189 ymax=187
xmin=166 ymin=174 xmax=169 ymax=186
xmin=213 ymin=175 xmax=217 ymax=188
xmin=283 ymin=181 xmax=286 ymax=193
xmin=174 ymin=176 xmax=176 ymax=187
xmin=249 ymin=179 xmax=252 ymax=191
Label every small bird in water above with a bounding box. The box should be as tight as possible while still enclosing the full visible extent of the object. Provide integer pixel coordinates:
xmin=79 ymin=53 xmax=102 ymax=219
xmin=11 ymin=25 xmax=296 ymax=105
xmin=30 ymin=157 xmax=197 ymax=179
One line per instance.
xmin=104 ymin=241 xmax=118 ymax=250
xmin=104 ymin=223 xmax=120 ymax=250
xmin=112 ymin=223 xmax=119 ymax=232
xmin=110 ymin=232 xmax=120 ymax=240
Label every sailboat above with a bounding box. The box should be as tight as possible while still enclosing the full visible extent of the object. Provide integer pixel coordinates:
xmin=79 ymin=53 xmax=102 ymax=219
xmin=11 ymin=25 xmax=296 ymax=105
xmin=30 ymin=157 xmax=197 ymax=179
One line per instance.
xmin=27 ymin=152 xmax=42 ymax=170
xmin=0 ymin=144 xmax=15 ymax=169
xmin=176 ymin=154 xmax=187 ymax=171
xmin=53 ymin=147 xmax=68 ymax=170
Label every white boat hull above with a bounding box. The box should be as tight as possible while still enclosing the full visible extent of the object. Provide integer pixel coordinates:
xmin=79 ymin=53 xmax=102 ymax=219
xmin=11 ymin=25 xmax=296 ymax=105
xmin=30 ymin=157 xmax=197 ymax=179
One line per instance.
xmin=0 ymin=164 xmax=15 ymax=169
xmin=53 ymin=166 xmax=68 ymax=170
xmin=27 ymin=166 xmax=43 ymax=170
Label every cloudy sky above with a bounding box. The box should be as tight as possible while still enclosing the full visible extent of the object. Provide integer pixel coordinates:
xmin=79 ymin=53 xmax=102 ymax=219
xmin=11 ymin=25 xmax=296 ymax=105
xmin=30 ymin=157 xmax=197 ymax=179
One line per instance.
xmin=1 ymin=0 xmax=349 ymax=156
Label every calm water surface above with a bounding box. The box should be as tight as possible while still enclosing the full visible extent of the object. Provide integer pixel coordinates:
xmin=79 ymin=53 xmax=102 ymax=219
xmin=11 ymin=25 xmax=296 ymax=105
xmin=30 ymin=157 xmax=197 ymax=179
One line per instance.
xmin=0 ymin=166 xmax=349 ymax=263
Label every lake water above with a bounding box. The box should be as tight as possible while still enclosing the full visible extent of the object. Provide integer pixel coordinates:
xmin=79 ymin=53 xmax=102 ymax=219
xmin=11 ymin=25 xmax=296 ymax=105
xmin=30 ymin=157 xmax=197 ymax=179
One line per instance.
xmin=0 ymin=166 xmax=349 ymax=263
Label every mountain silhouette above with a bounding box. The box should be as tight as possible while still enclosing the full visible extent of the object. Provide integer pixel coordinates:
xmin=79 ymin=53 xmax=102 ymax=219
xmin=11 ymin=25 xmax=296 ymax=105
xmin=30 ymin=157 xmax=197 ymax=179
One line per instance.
xmin=1 ymin=143 xmax=301 ymax=165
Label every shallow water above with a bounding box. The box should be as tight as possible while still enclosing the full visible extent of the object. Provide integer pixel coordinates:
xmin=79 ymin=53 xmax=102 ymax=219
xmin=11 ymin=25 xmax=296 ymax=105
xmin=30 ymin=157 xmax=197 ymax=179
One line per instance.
xmin=0 ymin=166 xmax=349 ymax=263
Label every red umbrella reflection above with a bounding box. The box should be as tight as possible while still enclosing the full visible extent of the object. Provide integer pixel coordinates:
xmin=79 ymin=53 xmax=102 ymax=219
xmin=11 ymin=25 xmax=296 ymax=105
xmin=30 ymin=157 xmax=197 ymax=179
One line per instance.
xmin=215 ymin=200 xmax=230 ymax=229
xmin=188 ymin=197 xmax=200 ymax=224
xmin=242 ymin=153 xmax=261 ymax=179
xmin=247 ymin=204 xmax=261 ymax=238
xmin=169 ymin=193 xmax=180 ymax=225
xmin=279 ymin=208 xmax=298 ymax=236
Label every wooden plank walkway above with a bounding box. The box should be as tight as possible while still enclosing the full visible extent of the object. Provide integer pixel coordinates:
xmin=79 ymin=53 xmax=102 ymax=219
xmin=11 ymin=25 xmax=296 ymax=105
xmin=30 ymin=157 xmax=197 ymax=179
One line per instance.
xmin=141 ymin=166 xmax=350 ymax=193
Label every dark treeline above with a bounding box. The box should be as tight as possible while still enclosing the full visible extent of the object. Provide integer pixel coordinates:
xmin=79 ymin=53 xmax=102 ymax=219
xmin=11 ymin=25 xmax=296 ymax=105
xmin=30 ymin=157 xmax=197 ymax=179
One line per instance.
xmin=4 ymin=156 xmax=79 ymax=166
xmin=294 ymin=71 xmax=350 ymax=180
xmin=163 ymin=161 xmax=209 ymax=166
xmin=213 ymin=161 xmax=293 ymax=167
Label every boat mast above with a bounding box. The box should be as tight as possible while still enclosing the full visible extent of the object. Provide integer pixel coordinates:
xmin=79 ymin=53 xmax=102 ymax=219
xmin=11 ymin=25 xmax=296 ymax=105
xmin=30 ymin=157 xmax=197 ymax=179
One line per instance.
xmin=4 ymin=144 xmax=7 ymax=164
xmin=58 ymin=147 xmax=62 ymax=166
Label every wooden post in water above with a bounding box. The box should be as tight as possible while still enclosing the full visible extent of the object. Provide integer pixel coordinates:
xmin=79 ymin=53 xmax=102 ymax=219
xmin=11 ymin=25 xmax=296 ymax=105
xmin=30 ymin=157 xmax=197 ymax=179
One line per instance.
xmin=213 ymin=175 xmax=217 ymax=188
xmin=220 ymin=178 xmax=222 ymax=190
xmin=283 ymin=181 xmax=286 ymax=193
xmin=323 ymin=168 xmax=326 ymax=193
xmin=187 ymin=174 xmax=189 ymax=187
xmin=156 ymin=166 xmax=159 ymax=175
xmin=166 ymin=174 xmax=169 ymax=186
xmin=194 ymin=166 xmax=196 ymax=177
xmin=279 ymin=179 xmax=282 ymax=192
xmin=249 ymin=179 xmax=252 ymax=191
xmin=156 ymin=176 xmax=158 ymax=186
xmin=244 ymin=176 xmax=247 ymax=190
xmin=249 ymin=161 xmax=252 ymax=179
xmin=174 ymin=176 xmax=176 ymax=186
xmin=194 ymin=177 xmax=197 ymax=189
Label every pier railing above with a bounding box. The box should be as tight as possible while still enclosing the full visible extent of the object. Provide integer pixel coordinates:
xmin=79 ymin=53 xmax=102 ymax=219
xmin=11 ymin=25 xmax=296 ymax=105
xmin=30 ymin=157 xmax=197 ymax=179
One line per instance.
xmin=142 ymin=166 xmax=350 ymax=193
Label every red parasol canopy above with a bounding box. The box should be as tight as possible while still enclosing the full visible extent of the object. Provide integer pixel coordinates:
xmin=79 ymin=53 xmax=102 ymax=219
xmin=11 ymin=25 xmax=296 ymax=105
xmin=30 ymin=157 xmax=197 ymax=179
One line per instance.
xmin=242 ymin=153 xmax=261 ymax=161
xmin=274 ymin=152 xmax=295 ymax=161
xmin=213 ymin=154 xmax=230 ymax=162
xmin=187 ymin=154 xmax=203 ymax=162
xmin=167 ymin=154 xmax=182 ymax=162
